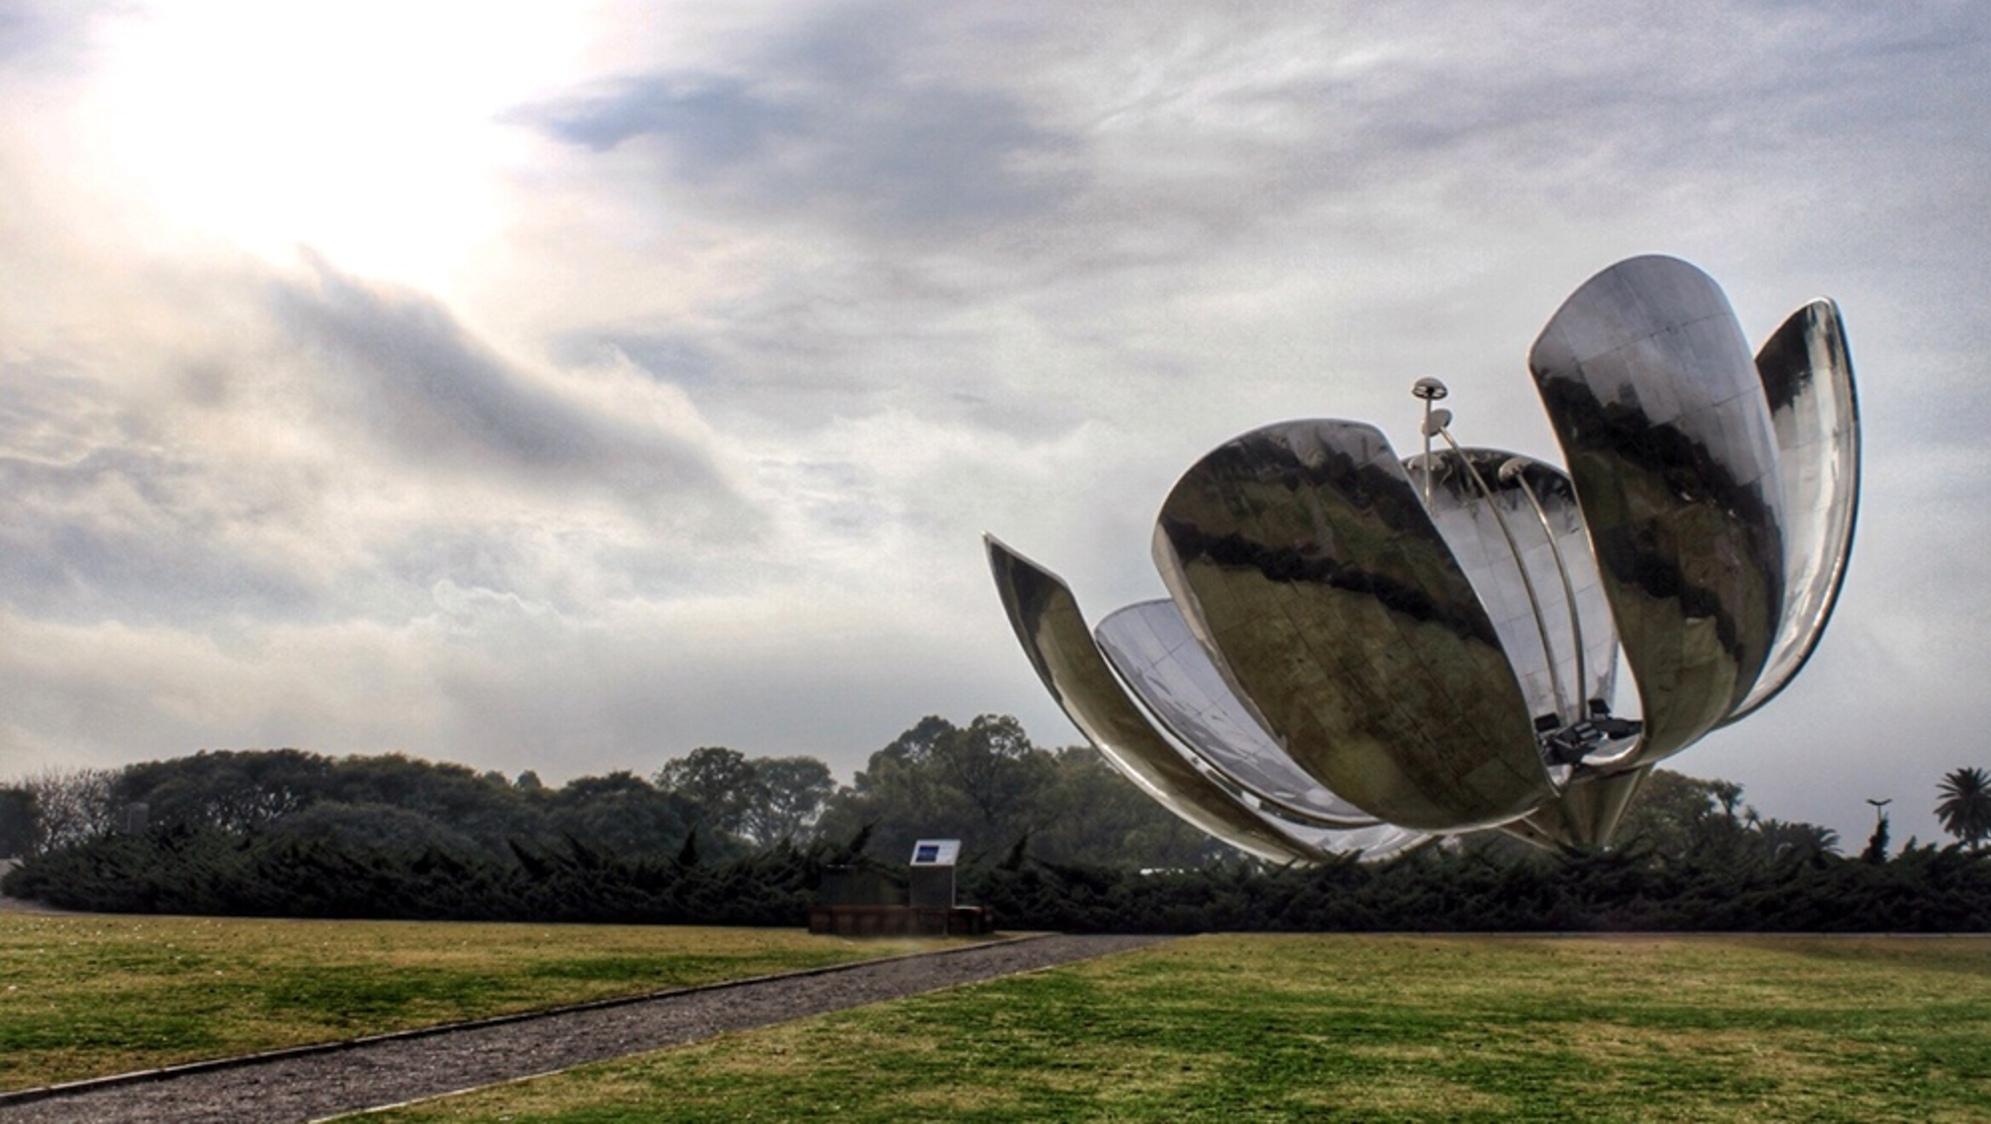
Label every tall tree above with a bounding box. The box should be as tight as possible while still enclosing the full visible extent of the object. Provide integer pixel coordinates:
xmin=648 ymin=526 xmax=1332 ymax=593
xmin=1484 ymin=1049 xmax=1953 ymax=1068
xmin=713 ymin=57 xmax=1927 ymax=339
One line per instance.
xmin=655 ymin=747 xmax=758 ymax=838
xmin=1751 ymin=818 xmax=1840 ymax=862
xmin=20 ymin=767 xmax=118 ymax=851
xmin=816 ymin=715 xmax=1056 ymax=862
xmin=1614 ymin=770 xmax=1748 ymax=857
xmin=1602 ymin=769 xmax=1841 ymax=866
xmin=1028 ymin=747 xmax=1227 ymax=868
xmin=741 ymin=757 xmax=835 ymax=845
xmin=546 ymin=771 xmax=701 ymax=859
xmin=114 ymin=749 xmax=325 ymax=832
xmin=1862 ymin=811 xmax=1891 ymax=864
xmin=1936 ymin=767 xmax=1991 ymax=850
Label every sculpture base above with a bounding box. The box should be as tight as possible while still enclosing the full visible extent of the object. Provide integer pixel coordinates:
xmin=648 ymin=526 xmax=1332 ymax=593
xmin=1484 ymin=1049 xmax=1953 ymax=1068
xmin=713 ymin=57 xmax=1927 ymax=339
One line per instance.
xmin=807 ymin=904 xmax=996 ymax=937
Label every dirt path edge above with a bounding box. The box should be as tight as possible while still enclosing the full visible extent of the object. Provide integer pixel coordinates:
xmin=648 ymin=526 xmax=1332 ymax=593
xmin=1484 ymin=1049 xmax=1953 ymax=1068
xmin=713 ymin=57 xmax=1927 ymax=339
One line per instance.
xmin=0 ymin=931 xmax=1051 ymax=1110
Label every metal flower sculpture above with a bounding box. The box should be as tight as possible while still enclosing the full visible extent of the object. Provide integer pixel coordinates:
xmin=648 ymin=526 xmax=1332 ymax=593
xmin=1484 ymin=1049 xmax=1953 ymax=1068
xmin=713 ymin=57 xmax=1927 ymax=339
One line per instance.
xmin=986 ymin=256 xmax=1859 ymax=861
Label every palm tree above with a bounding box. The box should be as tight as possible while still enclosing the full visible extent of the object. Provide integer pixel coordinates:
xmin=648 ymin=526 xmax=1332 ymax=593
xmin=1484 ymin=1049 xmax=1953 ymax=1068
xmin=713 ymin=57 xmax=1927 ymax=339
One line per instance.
xmin=1935 ymin=767 xmax=1991 ymax=850
xmin=1753 ymin=818 xmax=1840 ymax=862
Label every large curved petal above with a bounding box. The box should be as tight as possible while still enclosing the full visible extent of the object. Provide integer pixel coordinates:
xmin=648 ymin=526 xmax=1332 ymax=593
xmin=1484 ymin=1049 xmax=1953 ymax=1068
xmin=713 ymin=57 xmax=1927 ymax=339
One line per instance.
xmin=1528 ymin=255 xmax=1786 ymax=766
xmin=1721 ymin=299 xmax=1859 ymax=725
xmin=1300 ymin=822 xmax=1431 ymax=861
xmin=1151 ymin=420 xmax=1555 ymax=831
xmin=1403 ymin=448 xmax=1620 ymax=735
xmin=985 ymin=535 xmax=1330 ymax=863
xmin=1096 ymin=599 xmax=1380 ymax=827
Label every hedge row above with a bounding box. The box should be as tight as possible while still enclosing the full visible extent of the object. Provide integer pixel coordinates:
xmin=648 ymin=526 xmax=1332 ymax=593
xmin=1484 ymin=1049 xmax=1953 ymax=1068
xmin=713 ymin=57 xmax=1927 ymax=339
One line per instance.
xmin=8 ymin=827 xmax=1988 ymax=932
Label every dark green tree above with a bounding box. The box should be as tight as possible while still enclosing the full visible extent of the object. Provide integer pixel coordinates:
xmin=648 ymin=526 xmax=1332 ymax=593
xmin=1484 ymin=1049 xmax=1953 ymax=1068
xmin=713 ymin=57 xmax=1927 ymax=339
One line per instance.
xmin=1028 ymin=747 xmax=1226 ymax=868
xmin=0 ymin=787 xmax=36 ymax=858
xmin=546 ymin=772 xmax=701 ymax=860
xmin=113 ymin=749 xmax=325 ymax=832
xmin=1750 ymin=817 xmax=1840 ymax=862
xmin=1862 ymin=811 xmax=1891 ymax=864
xmin=817 ymin=715 xmax=1056 ymax=862
xmin=1614 ymin=770 xmax=1748 ymax=857
xmin=741 ymin=757 xmax=835 ymax=845
xmin=655 ymin=747 xmax=758 ymax=838
xmin=1936 ymin=767 xmax=1991 ymax=850
xmin=1573 ymin=769 xmax=1841 ymax=868
xmin=110 ymin=749 xmax=537 ymax=849
xmin=267 ymin=801 xmax=482 ymax=855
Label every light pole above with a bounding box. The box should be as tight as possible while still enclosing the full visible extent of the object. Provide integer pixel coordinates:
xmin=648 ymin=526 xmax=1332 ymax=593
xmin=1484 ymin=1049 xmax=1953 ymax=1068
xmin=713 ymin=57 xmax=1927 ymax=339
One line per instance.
xmin=1866 ymin=797 xmax=1892 ymax=825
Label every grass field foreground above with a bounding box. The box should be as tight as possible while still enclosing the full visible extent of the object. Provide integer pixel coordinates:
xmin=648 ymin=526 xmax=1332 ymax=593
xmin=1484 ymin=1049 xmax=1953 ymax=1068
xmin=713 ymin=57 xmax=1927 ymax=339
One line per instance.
xmin=370 ymin=934 xmax=1991 ymax=1122
xmin=0 ymin=914 xmax=960 ymax=1091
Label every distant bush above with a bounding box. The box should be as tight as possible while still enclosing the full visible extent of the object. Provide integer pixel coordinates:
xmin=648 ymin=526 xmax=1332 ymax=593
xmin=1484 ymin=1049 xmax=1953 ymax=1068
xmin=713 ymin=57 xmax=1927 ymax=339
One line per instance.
xmin=7 ymin=828 xmax=1987 ymax=932
xmin=0 ymin=825 xmax=851 ymax=926
xmin=6 ymin=722 xmax=1984 ymax=931
xmin=966 ymin=842 xmax=1991 ymax=933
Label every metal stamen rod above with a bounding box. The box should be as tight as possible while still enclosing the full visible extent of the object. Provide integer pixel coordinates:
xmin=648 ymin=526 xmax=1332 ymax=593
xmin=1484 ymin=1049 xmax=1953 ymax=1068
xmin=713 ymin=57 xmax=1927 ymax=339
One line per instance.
xmin=1502 ymin=457 xmax=1589 ymax=722
xmin=1433 ymin=424 xmax=1573 ymax=725
xmin=1411 ymin=378 xmax=1448 ymax=504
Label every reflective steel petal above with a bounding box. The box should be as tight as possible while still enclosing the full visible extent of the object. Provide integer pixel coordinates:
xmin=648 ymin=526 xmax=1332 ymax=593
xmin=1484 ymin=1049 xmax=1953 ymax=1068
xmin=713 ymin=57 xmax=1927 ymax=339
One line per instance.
xmin=1096 ymin=599 xmax=1380 ymax=827
xmin=1529 ymin=256 xmax=1787 ymax=765
xmin=1297 ymin=822 xmax=1430 ymax=861
xmin=1403 ymin=448 xmax=1620 ymax=737
xmin=1151 ymin=420 xmax=1556 ymax=831
xmin=1721 ymin=299 xmax=1860 ymax=725
xmin=1245 ymin=797 xmax=1429 ymax=859
xmin=985 ymin=535 xmax=1330 ymax=863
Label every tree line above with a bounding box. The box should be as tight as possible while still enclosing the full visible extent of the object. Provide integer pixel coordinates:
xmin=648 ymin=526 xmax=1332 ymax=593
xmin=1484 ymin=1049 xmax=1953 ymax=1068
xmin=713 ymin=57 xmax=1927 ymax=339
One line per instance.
xmin=7 ymin=815 xmax=1988 ymax=932
xmin=0 ymin=715 xmax=1223 ymax=870
xmin=3 ymin=717 xmax=1987 ymax=931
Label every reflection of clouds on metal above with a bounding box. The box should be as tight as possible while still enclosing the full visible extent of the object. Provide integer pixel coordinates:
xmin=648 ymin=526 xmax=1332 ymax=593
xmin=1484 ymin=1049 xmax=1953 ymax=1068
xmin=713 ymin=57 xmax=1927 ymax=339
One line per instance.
xmin=988 ymin=256 xmax=1860 ymax=858
xmin=1152 ymin=420 xmax=1554 ymax=833
xmin=1724 ymin=300 xmax=1860 ymax=726
xmin=1095 ymin=599 xmax=1378 ymax=827
xmin=1531 ymin=256 xmax=1788 ymax=766
xmin=986 ymin=537 xmax=1421 ymax=864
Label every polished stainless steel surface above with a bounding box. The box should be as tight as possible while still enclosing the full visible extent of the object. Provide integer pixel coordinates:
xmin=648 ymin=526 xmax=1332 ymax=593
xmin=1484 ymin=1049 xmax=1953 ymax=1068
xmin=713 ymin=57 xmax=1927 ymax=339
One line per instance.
xmin=1096 ymin=599 xmax=1380 ymax=827
xmin=1505 ymin=456 xmax=1589 ymax=724
xmin=1290 ymin=821 xmax=1428 ymax=861
xmin=1529 ymin=255 xmax=1787 ymax=767
xmin=1402 ymin=447 xmax=1619 ymax=747
xmin=985 ymin=535 xmax=1329 ymax=863
xmin=1152 ymin=420 xmax=1556 ymax=831
xmin=987 ymin=254 xmax=1858 ymax=858
xmin=1433 ymin=433 xmax=1573 ymax=725
xmin=1722 ymin=299 xmax=1860 ymax=725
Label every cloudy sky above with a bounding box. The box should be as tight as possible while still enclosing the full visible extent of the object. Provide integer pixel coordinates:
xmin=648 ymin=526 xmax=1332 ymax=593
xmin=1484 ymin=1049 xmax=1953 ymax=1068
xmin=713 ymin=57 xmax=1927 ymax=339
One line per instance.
xmin=3 ymin=1 xmax=1987 ymax=846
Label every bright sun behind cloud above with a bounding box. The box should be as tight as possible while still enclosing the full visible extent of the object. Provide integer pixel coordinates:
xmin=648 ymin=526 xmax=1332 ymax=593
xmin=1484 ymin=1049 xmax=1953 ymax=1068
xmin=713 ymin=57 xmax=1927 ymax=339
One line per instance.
xmin=77 ymin=1 xmax=589 ymax=294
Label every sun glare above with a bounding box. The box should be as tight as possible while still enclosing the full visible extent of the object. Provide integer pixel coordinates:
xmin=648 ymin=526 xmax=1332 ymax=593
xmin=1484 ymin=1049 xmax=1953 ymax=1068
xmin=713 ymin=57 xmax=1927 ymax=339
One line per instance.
xmin=82 ymin=2 xmax=588 ymax=293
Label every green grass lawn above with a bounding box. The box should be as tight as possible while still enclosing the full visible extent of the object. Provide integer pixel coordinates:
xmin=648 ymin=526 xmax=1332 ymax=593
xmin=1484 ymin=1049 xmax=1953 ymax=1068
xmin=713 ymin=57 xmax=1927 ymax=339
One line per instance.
xmin=369 ymin=934 xmax=1991 ymax=1123
xmin=0 ymin=914 xmax=961 ymax=1091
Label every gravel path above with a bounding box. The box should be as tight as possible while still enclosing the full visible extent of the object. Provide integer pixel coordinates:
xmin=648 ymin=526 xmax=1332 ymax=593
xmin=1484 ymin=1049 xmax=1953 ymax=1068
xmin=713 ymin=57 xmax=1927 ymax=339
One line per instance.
xmin=0 ymin=933 xmax=1166 ymax=1123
